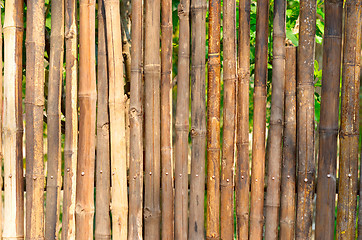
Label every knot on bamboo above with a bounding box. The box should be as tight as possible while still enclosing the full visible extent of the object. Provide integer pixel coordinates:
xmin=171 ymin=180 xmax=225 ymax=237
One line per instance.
xmin=65 ymin=25 xmax=77 ymax=40
xmin=130 ymin=107 xmax=143 ymax=119
xmin=178 ymin=4 xmax=190 ymax=18
xmin=190 ymin=128 xmax=206 ymax=137
xmin=238 ymin=69 xmax=250 ymax=80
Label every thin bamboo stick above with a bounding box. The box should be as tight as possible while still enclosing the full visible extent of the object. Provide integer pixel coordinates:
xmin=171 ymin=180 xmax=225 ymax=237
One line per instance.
xmin=3 ymin=0 xmax=24 ymax=238
xmin=336 ymin=1 xmax=361 ymax=239
xmin=264 ymin=0 xmax=286 ymax=238
xmin=295 ymin=0 xmax=317 ymax=238
xmin=75 ymin=0 xmax=96 ymax=237
xmin=315 ymin=1 xmax=343 ymax=239
xmin=249 ymin=0 xmax=269 ymax=238
xmin=95 ymin=0 xmax=111 ymax=238
xmin=279 ymin=46 xmax=297 ymax=240
xmin=0 ymin=11 xmax=3 ymax=239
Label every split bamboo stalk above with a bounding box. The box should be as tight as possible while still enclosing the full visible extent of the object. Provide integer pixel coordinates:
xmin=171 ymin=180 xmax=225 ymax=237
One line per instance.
xmin=25 ymin=0 xmax=45 ymax=238
xmin=314 ymin=0 xmax=343 ymax=239
xmin=188 ymin=0 xmax=207 ymax=237
xmin=236 ymin=0 xmax=250 ymax=238
xmin=206 ymin=0 xmax=221 ymax=237
xmin=279 ymin=46 xmax=297 ymax=240
xmin=336 ymin=1 xmax=361 ymax=239
xmin=220 ymin=0 xmax=237 ymax=237
xmin=174 ymin=0 xmax=191 ymax=238
xmin=249 ymin=0 xmax=269 ymax=238
xmin=3 ymin=0 xmax=24 ymax=238
xmin=95 ymin=0 xmax=111 ymax=238
xmin=45 ymin=0 xmax=64 ymax=238
xmin=144 ymin=0 xmax=161 ymax=235
xmin=75 ymin=0 xmax=96 ymax=238
xmin=104 ymin=0 xmax=128 ymax=238
xmin=264 ymin=0 xmax=286 ymax=238
xmin=0 ymin=11 xmax=2 ymax=239
xmin=160 ymin=0 xmax=173 ymax=237
xmin=295 ymin=0 xmax=317 ymax=238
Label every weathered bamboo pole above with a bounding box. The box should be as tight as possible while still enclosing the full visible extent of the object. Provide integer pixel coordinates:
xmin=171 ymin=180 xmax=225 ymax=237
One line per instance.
xmin=249 ymin=0 xmax=269 ymax=238
xmin=144 ymin=0 xmax=161 ymax=236
xmin=188 ymin=0 xmax=206 ymax=238
xmin=3 ymin=0 xmax=24 ymax=238
xmin=76 ymin=0 xmax=96 ymax=237
xmin=206 ymin=0 xmax=221 ymax=237
xmin=95 ymin=0 xmax=111 ymax=239
xmin=45 ymin=0 xmax=64 ymax=238
xmin=0 ymin=11 xmax=3 ymax=239
xmin=295 ymin=0 xmax=317 ymax=239
xmin=315 ymin=1 xmax=343 ymax=239
xmin=336 ymin=1 xmax=361 ymax=239
xmin=264 ymin=0 xmax=286 ymax=238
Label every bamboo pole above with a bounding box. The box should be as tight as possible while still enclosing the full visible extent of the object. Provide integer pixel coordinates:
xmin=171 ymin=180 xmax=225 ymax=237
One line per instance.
xmin=0 ymin=11 xmax=3 ymax=239
xmin=315 ymin=1 xmax=343 ymax=239
xmin=3 ymin=0 xmax=24 ymax=238
xmin=279 ymin=46 xmax=297 ymax=240
xmin=236 ymin=0 xmax=250 ymax=238
xmin=95 ymin=0 xmax=111 ymax=239
xmin=206 ymin=0 xmax=221 ymax=236
xmin=336 ymin=1 xmax=361 ymax=239
xmin=161 ymin=0 xmax=173 ymax=237
xmin=75 ymin=0 xmax=96 ymax=238
xmin=144 ymin=0 xmax=161 ymax=235
xmin=249 ymin=0 xmax=269 ymax=238
xmin=188 ymin=0 xmax=206 ymax=237
xmin=264 ymin=0 xmax=286 ymax=238
xmin=45 ymin=0 xmax=64 ymax=238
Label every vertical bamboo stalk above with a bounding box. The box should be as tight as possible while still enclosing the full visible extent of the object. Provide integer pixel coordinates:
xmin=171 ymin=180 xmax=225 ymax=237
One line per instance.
xmin=3 ymin=0 xmax=24 ymax=238
xmin=188 ymin=0 xmax=206 ymax=238
xmin=76 ymin=0 xmax=96 ymax=238
xmin=0 ymin=11 xmax=3 ymax=239
xmin=249 ymin=0 xmax=269 ymax=238
xmin=144 ymin=0 xmax=161 ymax=236
xmin=95 ymin=0 xmax=111 ymax=238
xmin=264 ymin=0 xmax=286 ymax=239
xmin=315 ymin=1 xmax=343 ymax=239
xmin=206 ymin=0 xmax=221 ymax=237
xmin=45 ymin=0 xmax=64 ymax=238
xmin=336 ymin=1 xmax=361 ymax=239
xmin=279 ymin=46 xmax=297 ymax=240
xmin=236 ymin=0 xmax=250 ymax=238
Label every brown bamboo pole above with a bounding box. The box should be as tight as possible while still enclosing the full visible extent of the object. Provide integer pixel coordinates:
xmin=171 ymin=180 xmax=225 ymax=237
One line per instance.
xmin=206 ymin=0 xmax=221 ymax=236
xmin=249 ymin=0 xmax=269 ymax=238
xmin=188 ymin=0 xmax=206 ymax=237
xmin=236 ymin=0 xmax=250 ymax=238
xmin=144 ymin=0 xmax=161 ymax=235
xmin=161 ymin=0 xmax=173 ymax=237
xmin=279 ymin=46 xmax=297 ymax=240
xmin=314 ymin=1 xmax=343 ymax=239
xmin=295 ymin=0 xmax=317 ymax=238
xmin=95 ymin=0 xmax=111 ymax=239
xmin=336 ymin=1 xmax=361 ymax=239
xmin=3 ymin=0 xmax=24 ymax=238
xmin=0 ymin=11 xmax=3 ymax=239
xmin=45 ymin=0 xmax=64 ymax=237
xmin=220 ymin=0 xmax=237 ymax=237
xmin=264 ymin=0 xmax=286 ymax=238
xmin=75 ymin=0 xmax=96 ymax=238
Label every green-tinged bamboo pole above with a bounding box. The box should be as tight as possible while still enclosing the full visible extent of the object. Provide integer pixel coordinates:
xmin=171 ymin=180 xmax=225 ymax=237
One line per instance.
xmin=0 ymin=11 xmax=2 ymax=239
xmin=161 ymin=0 xmax=173 ymax=237
xmin=295 ymin=0 xmax=316 ymax=238
xmin=336 ymin=1 xmax=361 ymax=239
xmin=3 ymin=0 xmax=24 ymax=238
xmin=45 ymin=0 xmax=64 ymax=238
xmin=249 ymin=0 xmax=269 ymax=239
xmin=206 ymin=0 xmax=221 ymax=237
xmin=104 ymin=0 xmax=128 ymax=238
xmin=76 ymin=0 xmax=96 ymax=238
xmin=236 ymin=0 xmax=250 ymax=238
xmin=144 ymin=0 xmax=161 ymax=235
xmin=279 ymin=46 xmax=297 ymax=240
xmin=188 ymin=0 xmax=206 ymax=238
xmin=25 ymin=0 xmax=45 ymax=238
xmin=264 ymin=0 xmax=286 ymax=239
xmin=315 ymin=1 xmax=343 ymax=239
xmin=95 ymin=0 xmax=111 ymax=239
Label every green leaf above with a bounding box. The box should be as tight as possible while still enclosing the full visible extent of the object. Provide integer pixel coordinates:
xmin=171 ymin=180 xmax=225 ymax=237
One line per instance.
xmin=286 ymin=29 xmax=298 ymax=46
